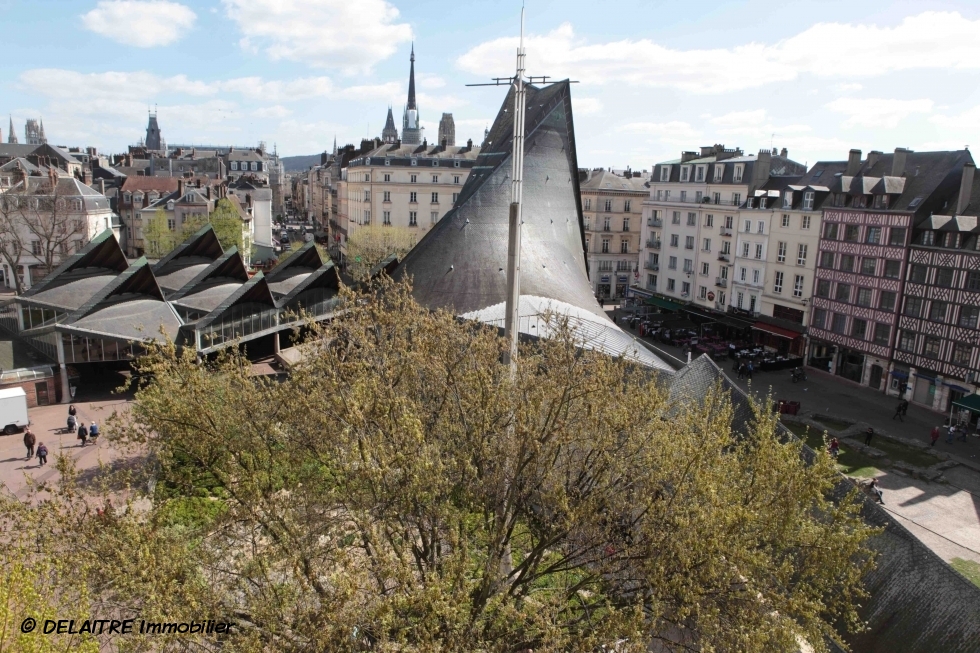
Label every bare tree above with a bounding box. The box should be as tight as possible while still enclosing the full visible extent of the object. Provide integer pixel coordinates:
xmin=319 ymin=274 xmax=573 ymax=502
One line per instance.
xmin=0 ymin=184 xmax=28 ymax=294
xmin=19 ymin=172 xmax=86 ymax=281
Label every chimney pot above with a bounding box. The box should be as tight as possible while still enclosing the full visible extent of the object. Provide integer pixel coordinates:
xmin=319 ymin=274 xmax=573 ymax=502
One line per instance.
xmin=846 ymin=149 xmax=862 ymax=176
xmin=957 ymin=162 xmax=976 ymax=215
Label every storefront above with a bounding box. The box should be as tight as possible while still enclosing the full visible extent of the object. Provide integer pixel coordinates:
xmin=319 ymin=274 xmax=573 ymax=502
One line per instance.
xmin=836 ymin=347 xmax=865 ymax=384
xmin=615 ymin=274 xmax=629 ymax=299
xmin=912 ymin=371 xmax=937 ymax=407
xmin=751 ymin=321 xmax=805 ymax=356
xmin=597 ymin=275 xmax=611 ymax=299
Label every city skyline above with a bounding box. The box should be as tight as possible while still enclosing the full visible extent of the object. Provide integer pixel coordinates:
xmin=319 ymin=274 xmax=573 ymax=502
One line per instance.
xmin=2 ymin=1 xmax=980 ymax=166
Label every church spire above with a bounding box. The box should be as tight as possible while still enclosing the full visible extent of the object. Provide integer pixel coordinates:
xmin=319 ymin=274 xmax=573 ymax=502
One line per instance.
xmin=7 ymin=115 xmax=17 ymax=144
xmin=407 ymin=42 xmax=417 ymax=111
xmin=382 ymin=106 xmax=398 ymax=143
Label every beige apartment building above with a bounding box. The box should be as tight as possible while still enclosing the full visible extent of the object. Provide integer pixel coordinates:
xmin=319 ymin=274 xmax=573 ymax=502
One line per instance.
xmin=580 ymin=169 xmax=647 ymax=300
xmin=340 ymin=141 xmax=481 ymax=256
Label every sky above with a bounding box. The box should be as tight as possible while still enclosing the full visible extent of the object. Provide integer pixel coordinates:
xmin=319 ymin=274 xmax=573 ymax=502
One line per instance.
xmin=3 ymin=0 xmax=980 ymax=170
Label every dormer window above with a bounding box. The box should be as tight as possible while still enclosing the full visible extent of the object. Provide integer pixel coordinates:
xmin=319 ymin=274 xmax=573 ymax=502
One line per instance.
xmin=695 ymin=166 xmax=705 ymax=182
xmin=385 ymin=158 xmax=391 ymax=166
xmin=680 ymin=166 xmax=690 ymax=182
xmin=873 ymin=194 xmax=888 ymax=209
xmin=166 ymin=200 xmax=174 ymax=210
xmin=134 ymin=192 xmax=144 ymax=203
xmin=783 ymin=192 xmax=792 ymax=208
xmin=714 ymin=164 xmax=724 ymax=181
xmin=72 ymin=199 xmax=83 ymax=211
xmin=432 ymin=160 xmax=439 ymax=167
xmin=733 ymin=165 xmax=744 ymax=183
xmin=124 ymin=192 xmax=132 ymax=202
xmin=803 ymin=191 xmax=815 ymax=210
xmin=231 ymin=161 xmax=239 ymax=171
xmin=854 ymin=195 xmax=868 ymax=208
xmin=660 ymin=166 xmax=670 ymax=182
xmin=411 ymin=158 xmax=418 ymax=166
xmin=454 ymin=160 xmax=460 ymax=168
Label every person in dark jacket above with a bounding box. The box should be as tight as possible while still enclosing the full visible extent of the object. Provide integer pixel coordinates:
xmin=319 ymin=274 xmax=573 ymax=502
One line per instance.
xmin=77 ymin=422 xmax=89 ymax=446
xmin=68 ymin=404 xmax=77 ymax=417
xmin=88 ymin=422 xmax=99 ymax=443
xmin=864 ymin=427 xmax=875 ymax=446
xmin=24 ymin=429 xmax=36 ymax=459
xmin=36 ymin=442 xmax=48 ymax=466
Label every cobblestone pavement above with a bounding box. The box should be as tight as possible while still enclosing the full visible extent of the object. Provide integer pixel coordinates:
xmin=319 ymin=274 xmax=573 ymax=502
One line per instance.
xmin=610 ymin=306 xmax=980 ymax=568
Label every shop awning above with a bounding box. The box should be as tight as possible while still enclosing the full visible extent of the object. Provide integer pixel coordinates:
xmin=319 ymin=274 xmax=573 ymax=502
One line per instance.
xmin=952 ymin=393 xmax=980 ymax=413
xmin=716 ymin=315 xmax=754 ymax=330
xmin=946 ymin=383 xmax=971 ymax=393
xmin=890 ymin=369 xmax=909 ymax=378
xmin=752 ymin=321 xmax=802 ymax=340
xmin=647 ymin=296 xmax=684 ymax=311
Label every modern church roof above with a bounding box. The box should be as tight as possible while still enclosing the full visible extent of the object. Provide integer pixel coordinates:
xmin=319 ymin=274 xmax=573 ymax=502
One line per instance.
xmin=394 ymin=80 xmax=671 ymax=371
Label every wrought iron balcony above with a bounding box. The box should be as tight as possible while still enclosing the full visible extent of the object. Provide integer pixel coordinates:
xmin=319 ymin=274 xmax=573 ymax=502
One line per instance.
xmin=719 ymin=226 xmax=732 ymax=236
xmin=647 ymin=239 xmax=662 ymax=249
xmin=717 ymin=253 xmax=730 ymax=262
xmin=648 ymin=217 xmax=663 ymax=227
xmin=715 ymin=277 xmax=728 ymax=288
xmin=644 ymin=262 xmax=659 ymax=271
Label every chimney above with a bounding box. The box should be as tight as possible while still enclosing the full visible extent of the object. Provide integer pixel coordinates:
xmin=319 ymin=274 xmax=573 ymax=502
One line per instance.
xmin=99 ymin=179 xmax=105 ymax=195
xmin=891 ymin=148 xmax=909 ymax=177
xmin=780 ymin=148 xmax=788 ymax=158
xmin=846 ymin=149 xmax=862 ymax=176
xmin=957 ymin=162 xmax=975 ymax=214
xmin=178 ymin=179 xmax=185 ymax=197
xmin=680 ymin=151 xmax=698 ymax=163
xmin=866 ymin=151 xmax=882 ymax=168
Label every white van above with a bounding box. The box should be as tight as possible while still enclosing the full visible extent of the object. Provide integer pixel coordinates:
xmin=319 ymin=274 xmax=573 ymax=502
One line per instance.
xmin=0 ymin=387 xmax=30 ymax=434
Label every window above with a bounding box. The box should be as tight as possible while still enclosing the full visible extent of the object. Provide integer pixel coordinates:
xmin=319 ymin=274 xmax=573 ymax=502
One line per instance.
xmin=383 ymin=211 xmax=392 ymax=225
xmin=773 ymin=271 xmax=784 ymax=293
xmin=752 ymin=269 xmax=760 ymax=284
xmin=409 ymin=210 xmax=417 ymax=225
xmin=873 ymin=323 xmax=891 ymax=346
xmin=647 ymin=274 xmax=656 ymax=288
xmin=777 ymin=241 xmax=787 ymax=262
xmin=705 ymin=214 xmax=714 ymax=227
xmin=31 ymin=240 xmax=41 ymax=256
xmin=584 ymin=199 xmax=591 ymax=210
xmin=231 ymin=161 xmax=238 ymax=171
xmin=602 ymin=238 xmax=610 ymax=253
xmin=801 ymin=215 xmax=811 ymax=229
xmin=431 ymin=175 xmax=438 ymax=183
xmin=935 ymin=268 xmax=955 ymax=287
xmin=720 ymin=265 xmax=728 ymax=279
xmin=879 ymin=291 xmax=896 ymax=311
xmin=883 ymin=260 xmax=901 ymax=279
xmin=682 ymin=281 xmax=691 ymax=295
xmin=835 ymin=283 xmax=851 ymax=302
xmin=431 ymin=192 xmax=439 ymax=203
xmin=431 ymin=160 xmax=439 ymax=167
xmin=843 ymin=225 xmax=860 ymax=242
xmin=454 ymin=160 xmax=460 ymax=168
xmin=757 ymin=220 xmax=765 ymax=234
xmin=411 ymin=159 xmax=417 ymax=167
xmin=819 ymin=251 xmax=835 ymax=268
xmin=699 ymin=286 xmax=707 ymax=299
xmin=909 ymin=264 xmax=928 ymax=283
xmin=873 ymin=194 xmax=888 ymax=209
xmin=604 ymin=200 xmax=612 ymax=212
xmin=664 ymin=191 xmax=671 ymax=201
xmin=947 ymin=345 xmax=971 ymax=374
xmin=384 ymin=173 xmax=391 ymax=182
xmin=741 ymin=242 xmax=750 ymax=257
xmin=783 ymin=193 xmax=792 ymax=209
xmin=865 ymin=227 xmax=881 ymax=244
xmin=740 ymin=267 xmax=747 ymax=281
xmin=668 ymin=256 xmax=677 ymax=270
xmin=966 ymin=270 xmax=980 ymax=291
xmin=667 ymin=279 xmax=676 ymax=291
xmin=736 ymin=291 xmax=745 ymax=309
xmin=623 ymin=218 xmax=630 ymax=232
xmin=453 ymin=192 xmax=459 ymax=203
xmin=839 ymin=255 xmax=855 ymax=272
xmin=719 ymin=291 xmax=726 ymax=305
xmin=672 ymin=211 xmax=681 ymax=224
xmin=620 ymin=239 xmax=629 ymax=254
xmin=816 ymin=280 xmax=831 ymax=297
xmin=923 ymin=336 xmax=942 ymax=359
xmin=670 ymin=234 xmax=679 ymax=247
xmin=959 ymin=305 xmax=980 ymax=328
xmin=793 ymin=275 xmax=804 ymax=297
xmin=812 ymin=308 xmax=827 ymax=329
xmin=410 ymin=192 xmax=418 ymax=203
xmin=723 ymin=241 xmax=731 ymax=255
xmin=703 ymin=238 xmax=711 ymax=251
xmin=604 ymin=217 xmax=611 ymax=231
xmin=898 ymin=331 xmax=916 ymax=352
xmin=803 ymin=191 xmax=815 ymax=210
xmin=832 ymin=313 xmax=847 ymax=334
xmin=854 ymin=195 xmax=868 ymax=208
xmin=856 ymin=288 xmax=873 ymax=307
xmin=687 ymin=212 xmax=697 ymax=226
xmin=695 ymin=166 xmax=705 ymax=182
xmin=781 ymin=214 xmax=790 ymax=227
xmin=861 ymin=258 xmax=876 ymax=275
xmin=701 ymin=262 xmax=710 ymax=276
xmin=851 ymin=318 xmax=867 ymax=339
xmin=755 ymin=244 xmax=763 ymax=259
xmin=660 ymin=166 xmax=670 ymax=181
xmin=903 ymin=297 xmax=924 ymax=317
xmin=383 ymin=191 xmax=391 ymax=202
xmin=167 ymin=218 xmax=175 ymax=231
xmin=733 ymin=166 xmax=743 ymax=183
xmin=889 ymin=227 xmax=907 ymax=246
xmin=453 ymin=175 xmax=461 ymax=184
xmin=684 ymin=259 xmax=694 ymax=273
xmin=920 ymin=231 xmax=935 ymax=246
xmin=929 ymin=301 xmax=948 ymax=321
xmin=695 ymin=191 xmax=703 ymax=203
xmin=680 ymin=166 xmax=690 ymax=181
xmin=732 ymin=193 xmax=741 ymax=206
xmin=624 ymin=200 xmax=632 ymax=212
xmin=744 ymin=219 xmax=751 ymax=233
xmin=363 ymin=210 xmax=370 ymax=224
xmin=823 ymin=222 xmax=839 ymax=240
xmin=797 ymin=244 xmax=808 ymax=266
xmin=364 ymin=173 xmax=370 ymax=182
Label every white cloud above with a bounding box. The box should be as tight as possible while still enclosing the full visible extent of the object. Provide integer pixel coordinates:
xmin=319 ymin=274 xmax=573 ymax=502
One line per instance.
xmin=709 ymin=110 xmax=768 ymax=128
xmin=222 ymin=0 xmax=412 ymax=74
xmin=81 ymin=1 xmax=196 ymax=47
xmin=219 ymin=77 xmax=334 ymax=102
xmin=417 ymin=73 xmax=446 ymax=90
xmin=253 ymin=105 xmax=292 ymax=119
xmin=573 ymin=98 xmax=603 ymax=116
xmin=619 ymin=121 xmax=701 ymax=142
xmin=20 ymin=69 xmax=214 ymax=100
xmin=825 ymin=97 xmax=934 ymax=128
xmin=457 ymin=12 xmax=980 ymax=94
xmin=337 ymin=82 xmax=403 ymax=102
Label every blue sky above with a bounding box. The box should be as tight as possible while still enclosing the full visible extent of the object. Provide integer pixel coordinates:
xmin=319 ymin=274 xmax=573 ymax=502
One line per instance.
xmin=3 ymin=0 xmax=980 ymax=170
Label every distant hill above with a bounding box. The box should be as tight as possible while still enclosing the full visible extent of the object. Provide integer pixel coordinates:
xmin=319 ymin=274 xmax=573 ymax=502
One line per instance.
xmin=281 ymin=154 xmax=324 ymax=172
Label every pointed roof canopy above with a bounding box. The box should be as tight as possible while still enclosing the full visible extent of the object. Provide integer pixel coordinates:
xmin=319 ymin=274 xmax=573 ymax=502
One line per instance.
xmin=153 ymin=223 xmax=225 ymax=294
xmin=20 ymin=230 xmax=128 ymax=311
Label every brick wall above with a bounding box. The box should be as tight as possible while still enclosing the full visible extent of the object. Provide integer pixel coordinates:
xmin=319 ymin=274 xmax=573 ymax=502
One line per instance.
xmin=0 ymin=376 xmax=56 ymax=408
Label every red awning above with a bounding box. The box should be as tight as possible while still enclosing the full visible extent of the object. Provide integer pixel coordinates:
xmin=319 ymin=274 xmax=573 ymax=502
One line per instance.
xmin=752 ymin=321 xmax=803 ymax=340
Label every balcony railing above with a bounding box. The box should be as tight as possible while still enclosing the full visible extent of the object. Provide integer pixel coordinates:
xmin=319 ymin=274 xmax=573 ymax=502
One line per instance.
xmin=715 ymin=300 xmax=725 ymax=311
xmin=719 ymin=226 xmax=732 ymax=236
xmin=647 ymin=239 xmax=662 ymax=249
xmin=646 ymin=282 xmax=657 ymax=292
xmin=715 ymin=277 xmax=728 ymax=288
xmin=647 ymin=217 xmax=663 ymax=228
xmin=652 ymin=196 xmax=742 ymax=206
xmin=644 ymin=262 xmax=659 ymax=271
xmin=717 ymin=253 xmax=730 ymax=262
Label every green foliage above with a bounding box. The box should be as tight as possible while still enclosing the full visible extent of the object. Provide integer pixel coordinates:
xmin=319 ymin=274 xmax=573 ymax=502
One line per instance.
xmin=210 ymin=198 xmax=246 ymax=252
xmin=345 ymin=224 xmax=416 ymax=280
xmin=143 ymin=208 xmax=176 ymax=258
xmin=950 ymin=558 xmax=980 ymax=588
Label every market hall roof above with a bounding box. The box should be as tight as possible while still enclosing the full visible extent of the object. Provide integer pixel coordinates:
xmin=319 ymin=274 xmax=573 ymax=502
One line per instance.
xmin=19 ymin=230 xmax=128 ymax=311
xmin=152 ymin=224 xmax=226 ymax=295
xmin=393 ymin=80 xmax=671 ymax=371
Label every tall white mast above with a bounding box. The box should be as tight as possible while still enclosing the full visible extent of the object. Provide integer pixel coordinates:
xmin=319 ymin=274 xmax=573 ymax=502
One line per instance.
xmin=503 ymin=8 xmax=526 ymax=372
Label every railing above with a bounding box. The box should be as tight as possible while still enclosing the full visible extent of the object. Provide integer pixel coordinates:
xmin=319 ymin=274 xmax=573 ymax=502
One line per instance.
xmin=646 ymin=282 xmax=657 ymax=292
xmin=644 ymin=262 xmax=659 ymax=271
xmin=715 ymin=277 xmax=728 ymax=288
xmin=652 ymin=196 xmax=742 ymax=206
xmin=648 ymin=217 xmax=663 ymax=228
xmin=718 ymin=253 xmax=730 ymax=262
xmin=719 ymin=226 xmax=732 ymax=236
xmin=715 ymin=301 xmax=725 ymax=310
xmin=646 ymin=239 xmax=662 ymax=249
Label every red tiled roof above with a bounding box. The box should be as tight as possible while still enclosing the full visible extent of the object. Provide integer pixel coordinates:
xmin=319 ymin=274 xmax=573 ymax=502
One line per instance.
xmin=120 ymin=177 xmax=180 ymax=192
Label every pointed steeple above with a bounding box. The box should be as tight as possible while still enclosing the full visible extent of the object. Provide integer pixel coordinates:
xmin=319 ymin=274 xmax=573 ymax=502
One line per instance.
xmin=7 ymin=115 xmax=17 ymax=144
xmin=39 ymin=117 xmax=46 ymax=143
xmin=333 ymin=135 xmax=337 ymax=155
xmin=407 ymin=43 xmax=417 ymax=111
xmin=382 ymin=106 xmax=398 ymax=143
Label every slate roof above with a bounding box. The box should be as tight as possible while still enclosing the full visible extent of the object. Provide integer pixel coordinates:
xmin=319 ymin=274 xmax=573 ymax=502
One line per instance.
xmin=580 ymin=169 xmax=648 ymax=193
xmin=19 ymin=230 xmax=128 ymax=311
xmin=10 ymin=176 xmax=111 ymax=212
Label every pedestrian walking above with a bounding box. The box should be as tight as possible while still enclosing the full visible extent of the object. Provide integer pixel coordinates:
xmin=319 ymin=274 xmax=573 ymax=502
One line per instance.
xmin=930 ymin=425 xmax=941 ymax=447
xmin=68 ymin=404 xmax=77 ymax=418
xmin=868 ymin=478 xmax=884 ymax=504
xmin=892 ymin=399 xmax=908 ymax=422
xmin=947 ymin=422 xmax=956 ymax=444
xmin=23 ymin=428 xmax=36 ymax=459
xmin=77 ymin=422 xmax=88 ymax=446
xmin=88 ymin=421 xmax=99 ymax=444
xmin=36 ymin=442 xmax=48 ymax=466
xmin=864 ymin=427 xmax=875 ymax=446
xmin=67 ymin=413 xmax=76 ymax=433
xmin=746 ymin=362 xmax=754 ymax=380
xmin=737 ymin=363 xmax=746 ymax=379
xmin=957 ymin=423 xmax=968 ymax=442
xmin=829 ymin=437 xmax=840 ymax=458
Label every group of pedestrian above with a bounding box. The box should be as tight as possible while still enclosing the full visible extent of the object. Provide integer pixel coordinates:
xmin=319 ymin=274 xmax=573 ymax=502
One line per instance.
xmin=69 ymin=405 xmax=99 ymax=447
xmin=735 ymin=360 xmax=754 ymax=380
xmin=892 ymin=399 xmax=909 ymax=422
xmin=22 ymin=428 xmax=48 ymax=466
